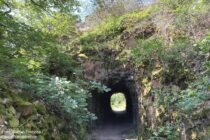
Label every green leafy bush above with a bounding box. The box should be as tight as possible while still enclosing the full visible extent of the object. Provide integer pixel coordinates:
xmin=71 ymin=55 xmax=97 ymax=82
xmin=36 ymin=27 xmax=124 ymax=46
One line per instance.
xmin=90 ymin=81 xmax=111 ymax=93
xmin=177 ymin=76 xmax=210 ymax=112
xmin=26 ymin=75 xmax=111 ymax=124
xmin=79 ymin=7 xmax=153 ymax=44
xmin=131 ymin=38 xmax=163 ymax=65
xmin=29 ymin=75 xmax=95 ymax=124
xmin=149 ymin=125 xmax=178 ymax=140
xmin=44 ymin=49 xmax=82 ymax=78
xmin=197 ymin=33 xmax=210 ymax=53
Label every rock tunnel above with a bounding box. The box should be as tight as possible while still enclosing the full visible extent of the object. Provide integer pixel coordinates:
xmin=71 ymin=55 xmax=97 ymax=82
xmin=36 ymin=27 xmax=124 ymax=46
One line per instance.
xmin=89 ymin=71 xmax=140 ymax=134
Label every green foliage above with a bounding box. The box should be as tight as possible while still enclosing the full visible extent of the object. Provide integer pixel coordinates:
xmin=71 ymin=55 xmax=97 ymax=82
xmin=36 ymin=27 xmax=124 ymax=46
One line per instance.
xmin=153 ymin=85 xmax=179 ymax=109
xmin=0 ymin=1 xmax=79 ymax=82
xmin=159 ymin=0 xmax=208 ymax=12
xmin=159 ymin=0 xmax=192 ymax=11
xmin=0 ymin=0 xmax=78 ymax=83
xmin=23 ymin=74 xmax=111 ymax=125
xmin=44 ymin=49 xmax=82 ymax=78
xmin=154 ymin=76 xmax=209 ymax=112
xmin=197 ymin=33 xmax=210 ymax=53
xmin=28 ymin=75 xmax=96 ymax=124
xmin=151 ymin=76 xmax=210 ymax=138
xmin=79 ymin=7 xmax=153 ymax=44
xmin=90 ymin=81 xmax=111 ymax=93
xmin=161 ymin=39 xmax=192 ymax=61
xmin=131 ymin=38 xmax=163 ymax=65
xmin=141 ymin=34 xmax=210 ymax=139
xmin=0 ymin=14 xmax=52 ymax=83
xmin=177 ymin=76 xmax=210 ymax=112
xmin=149 ymin=125 xmax=178 ymax=140
xmin=8 ymin=0 xmax=79 ymax=14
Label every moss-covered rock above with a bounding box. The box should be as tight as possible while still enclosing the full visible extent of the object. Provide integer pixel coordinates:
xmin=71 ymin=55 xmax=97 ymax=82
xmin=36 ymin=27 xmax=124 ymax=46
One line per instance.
xmin=15 ymin=100 xmax=37 ymax=117
xmin=13 ymin=95 xmax=32 ymax=106
xmin=8 ymin=117 xmax=19 ymax=128
xmin=35 ymin=104 xmax=47 ymax=115
xmin=0 ymin=90 xmax=80 ymax=139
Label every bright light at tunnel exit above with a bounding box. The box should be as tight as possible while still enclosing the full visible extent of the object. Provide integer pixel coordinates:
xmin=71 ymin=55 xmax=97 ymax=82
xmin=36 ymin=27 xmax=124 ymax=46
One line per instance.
xmin=110 ymin=92 xmax=126 ymax=112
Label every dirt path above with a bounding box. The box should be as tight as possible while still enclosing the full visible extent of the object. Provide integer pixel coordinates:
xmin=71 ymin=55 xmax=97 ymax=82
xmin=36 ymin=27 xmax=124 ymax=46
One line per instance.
xmin=91 ymin=121 xmax=137 ymax=140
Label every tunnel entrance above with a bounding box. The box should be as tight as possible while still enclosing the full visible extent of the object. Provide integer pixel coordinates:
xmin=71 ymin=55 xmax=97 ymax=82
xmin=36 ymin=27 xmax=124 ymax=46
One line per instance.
xmin=90 ymin=72 xmax=139 ymax=139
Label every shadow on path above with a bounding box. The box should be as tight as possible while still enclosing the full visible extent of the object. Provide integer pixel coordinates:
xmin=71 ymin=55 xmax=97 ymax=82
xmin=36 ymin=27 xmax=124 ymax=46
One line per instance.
xmin=91 ymin=111 xmax=137 ymax=140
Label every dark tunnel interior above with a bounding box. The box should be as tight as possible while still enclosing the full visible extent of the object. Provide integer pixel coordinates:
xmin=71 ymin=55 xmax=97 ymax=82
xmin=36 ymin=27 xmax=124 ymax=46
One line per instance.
xmin=90 ymin=77 xmax=139 ymax=131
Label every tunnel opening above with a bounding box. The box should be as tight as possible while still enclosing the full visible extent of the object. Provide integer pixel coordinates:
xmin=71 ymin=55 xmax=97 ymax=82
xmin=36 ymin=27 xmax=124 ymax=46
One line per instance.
xmin=110 ymin=92 xmax=126 ymax=112
xmin=90 ymin=74 xmax=139 ymax=139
